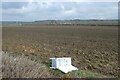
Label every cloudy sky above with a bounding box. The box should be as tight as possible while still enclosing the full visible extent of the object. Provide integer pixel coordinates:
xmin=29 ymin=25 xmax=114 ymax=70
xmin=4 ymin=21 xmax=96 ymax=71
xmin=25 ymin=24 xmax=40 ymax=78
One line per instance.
xmin=1 ymin=1 xmax=119 ymax=21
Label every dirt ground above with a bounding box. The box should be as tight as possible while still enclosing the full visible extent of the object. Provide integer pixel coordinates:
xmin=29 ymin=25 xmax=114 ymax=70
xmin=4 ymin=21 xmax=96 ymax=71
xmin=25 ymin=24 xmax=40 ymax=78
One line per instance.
xmin=2 ymin=24 xmax=118 ymax=78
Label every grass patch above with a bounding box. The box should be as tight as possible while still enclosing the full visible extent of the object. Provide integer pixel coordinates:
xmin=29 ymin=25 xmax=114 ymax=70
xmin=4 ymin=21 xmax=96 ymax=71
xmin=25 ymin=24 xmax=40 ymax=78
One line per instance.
xmin=42 ymin=62 xmax=51 ymax=68
xmin=41 ymin=60 xmax=105 ymax=78
xmin=42 ymin=62 xmax=64 ymax=77
xmin=52 ymin=69 xmax=64 ymax=76
xmin=43 ymin=61 xmax=103 ymax=78
xmin=70 ymin=70 xmax=101 ymax=78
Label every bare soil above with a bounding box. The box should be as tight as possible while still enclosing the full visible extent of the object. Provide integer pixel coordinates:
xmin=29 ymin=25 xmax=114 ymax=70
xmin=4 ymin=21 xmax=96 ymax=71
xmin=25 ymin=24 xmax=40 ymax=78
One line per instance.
xmin=2 ymin=25 xmax=118 ymax=78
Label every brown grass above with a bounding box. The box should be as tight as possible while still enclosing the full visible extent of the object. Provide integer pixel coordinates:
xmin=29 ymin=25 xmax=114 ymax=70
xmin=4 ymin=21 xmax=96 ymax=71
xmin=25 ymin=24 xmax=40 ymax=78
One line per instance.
xmin=2 ymin=51 xmax=53 ymax=78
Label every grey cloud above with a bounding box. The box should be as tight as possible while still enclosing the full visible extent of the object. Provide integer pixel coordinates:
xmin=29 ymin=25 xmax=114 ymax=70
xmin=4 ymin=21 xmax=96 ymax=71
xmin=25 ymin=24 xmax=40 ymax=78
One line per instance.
xmin=2 ymin=2 xmax=118 ymax=21
xmin=2 ymin=2 xmax=27 ymax=9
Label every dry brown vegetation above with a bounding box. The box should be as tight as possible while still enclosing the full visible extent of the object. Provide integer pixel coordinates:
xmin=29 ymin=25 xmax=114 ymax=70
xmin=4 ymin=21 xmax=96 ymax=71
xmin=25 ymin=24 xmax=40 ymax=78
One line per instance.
xmin=2 ymin=51 xmax=53 ymax=78
xmin=2 ymin=24 xmax=118 ymax=78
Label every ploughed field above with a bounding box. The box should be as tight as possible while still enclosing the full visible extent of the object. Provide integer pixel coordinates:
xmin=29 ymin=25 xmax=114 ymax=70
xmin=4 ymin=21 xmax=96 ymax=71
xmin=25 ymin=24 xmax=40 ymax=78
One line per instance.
xmin=2 ymin=24 xmax=118 ymax=78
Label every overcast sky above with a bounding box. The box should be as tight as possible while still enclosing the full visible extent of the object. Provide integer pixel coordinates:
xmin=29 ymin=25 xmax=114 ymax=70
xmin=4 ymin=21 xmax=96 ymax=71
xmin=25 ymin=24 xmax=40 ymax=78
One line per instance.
xmin=1 ymin=1 xmax=118 ymax=21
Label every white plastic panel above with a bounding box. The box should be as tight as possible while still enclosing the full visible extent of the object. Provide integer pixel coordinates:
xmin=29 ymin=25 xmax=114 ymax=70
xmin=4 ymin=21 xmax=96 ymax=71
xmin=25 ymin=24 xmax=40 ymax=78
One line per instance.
xmin=50 ymin=57 xmax=78 ymax=73
xmin=58 ymin=65 xmax=78 ymax=73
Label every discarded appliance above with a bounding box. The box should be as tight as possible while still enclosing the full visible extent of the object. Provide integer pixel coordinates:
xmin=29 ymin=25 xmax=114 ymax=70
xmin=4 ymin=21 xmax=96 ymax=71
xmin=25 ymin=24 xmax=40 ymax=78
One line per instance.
xmin=50 ymin=57 xmax=78 ymax=73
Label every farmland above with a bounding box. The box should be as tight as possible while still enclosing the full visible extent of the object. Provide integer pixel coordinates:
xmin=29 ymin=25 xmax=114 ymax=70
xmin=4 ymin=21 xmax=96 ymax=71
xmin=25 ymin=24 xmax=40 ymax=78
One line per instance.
xmin=2 ymin=24 xmax=118 ymax=78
